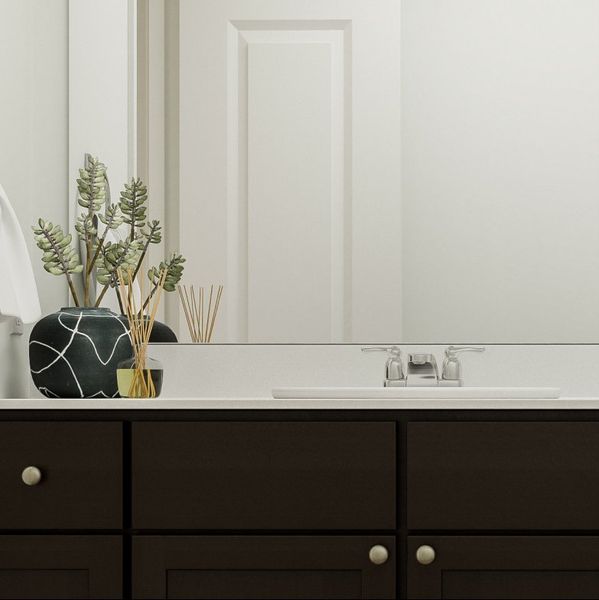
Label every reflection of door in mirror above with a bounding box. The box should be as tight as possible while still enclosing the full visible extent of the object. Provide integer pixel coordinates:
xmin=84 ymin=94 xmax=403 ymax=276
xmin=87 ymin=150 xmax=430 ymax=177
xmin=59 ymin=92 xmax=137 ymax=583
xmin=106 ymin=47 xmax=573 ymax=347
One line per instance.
xmin=141 ymin=0 xmax=401 ymax=343
xmin=140 ymin=1 xmax=599 ymax=344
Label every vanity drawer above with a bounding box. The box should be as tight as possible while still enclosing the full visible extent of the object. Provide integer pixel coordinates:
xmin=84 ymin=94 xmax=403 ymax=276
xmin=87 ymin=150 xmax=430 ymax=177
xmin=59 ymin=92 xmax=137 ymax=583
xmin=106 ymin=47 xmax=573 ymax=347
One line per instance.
xmin=132 ymin=421 xmax=396 ymax=529
xmin=407 ymin=536 xmax=599 ymax=599
xmin=133 ymin=535 xmax=396 ymax=599
xmin=0 ymin=422 xmax=122 ymax=529
xmin=408 ymin=422 xmax=599 ymax=529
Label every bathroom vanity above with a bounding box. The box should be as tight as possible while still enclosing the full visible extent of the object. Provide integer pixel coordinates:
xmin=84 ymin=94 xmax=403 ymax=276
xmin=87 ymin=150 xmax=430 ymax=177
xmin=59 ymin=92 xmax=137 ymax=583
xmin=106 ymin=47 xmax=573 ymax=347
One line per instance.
xmin=1 ymin=398 xmax=598 ymax=599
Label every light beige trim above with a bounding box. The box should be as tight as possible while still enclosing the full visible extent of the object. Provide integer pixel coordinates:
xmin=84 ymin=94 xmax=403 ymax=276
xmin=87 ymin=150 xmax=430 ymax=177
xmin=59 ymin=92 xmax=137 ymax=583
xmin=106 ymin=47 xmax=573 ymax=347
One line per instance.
xmin=136 ymin=0 xmax=179 ymax=329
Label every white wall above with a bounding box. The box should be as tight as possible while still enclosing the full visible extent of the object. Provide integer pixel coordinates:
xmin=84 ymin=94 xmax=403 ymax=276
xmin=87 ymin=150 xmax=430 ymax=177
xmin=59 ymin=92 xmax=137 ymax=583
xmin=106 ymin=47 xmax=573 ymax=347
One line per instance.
xmin=0 ymin=0 xmax=134 ymax=398
xmin=0 ymin=0 xmax=68 ymax=396
xmin=401 ymin=0 xmax=599 ymax=342
xmin=68 ymin=0 xmax=136 ymax=314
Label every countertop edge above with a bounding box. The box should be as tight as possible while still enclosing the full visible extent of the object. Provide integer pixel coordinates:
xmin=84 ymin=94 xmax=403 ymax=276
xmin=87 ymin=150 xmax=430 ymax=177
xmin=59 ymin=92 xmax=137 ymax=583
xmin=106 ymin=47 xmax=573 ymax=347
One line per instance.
xmin=0 ymin=398 xmax=597 ymax=410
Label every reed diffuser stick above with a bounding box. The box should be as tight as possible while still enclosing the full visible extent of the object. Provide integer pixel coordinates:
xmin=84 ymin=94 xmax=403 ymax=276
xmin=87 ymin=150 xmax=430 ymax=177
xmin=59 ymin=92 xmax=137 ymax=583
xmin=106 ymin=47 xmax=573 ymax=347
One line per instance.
xmin=177 ymin=284 xmax=224 ymax=343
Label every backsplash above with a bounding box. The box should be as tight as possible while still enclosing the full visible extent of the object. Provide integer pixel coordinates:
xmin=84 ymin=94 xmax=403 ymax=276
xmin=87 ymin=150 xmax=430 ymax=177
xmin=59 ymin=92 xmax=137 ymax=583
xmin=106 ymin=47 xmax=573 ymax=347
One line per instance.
xmin=149 ymin=344 xmax=599 ymax=399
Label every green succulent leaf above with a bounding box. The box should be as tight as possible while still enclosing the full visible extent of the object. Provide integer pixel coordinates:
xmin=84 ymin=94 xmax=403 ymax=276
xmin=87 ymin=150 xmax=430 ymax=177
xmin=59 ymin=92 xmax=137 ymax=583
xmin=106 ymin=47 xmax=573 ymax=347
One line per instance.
xmin=148 ymin=253 xmax=186 ymax=293
xmin=142 ymin=220 xmax=162 ymax=245
xmin=119 ymin=178 xmax=148 ymax=240
xmin=96 ymin=239 xmax=141 ymax=288
xmin=76 ymin=156 xmax=107 ymax=213
xmin=75 ymin=215 xmax=97 ymax=240
xmin=98 ymin=204 xmax=123 ymax=230
xmin=31 ymin=219 xmax=82 ymax=277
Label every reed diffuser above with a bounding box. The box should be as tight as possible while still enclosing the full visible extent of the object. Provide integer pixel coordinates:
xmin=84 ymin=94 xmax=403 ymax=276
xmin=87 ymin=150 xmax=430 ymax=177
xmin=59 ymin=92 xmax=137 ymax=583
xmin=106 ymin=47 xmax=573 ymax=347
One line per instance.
xmin=117 ymin=267 xmax=167 ymax=398
xmin=177 ymin=284 xmax=223 ymax=343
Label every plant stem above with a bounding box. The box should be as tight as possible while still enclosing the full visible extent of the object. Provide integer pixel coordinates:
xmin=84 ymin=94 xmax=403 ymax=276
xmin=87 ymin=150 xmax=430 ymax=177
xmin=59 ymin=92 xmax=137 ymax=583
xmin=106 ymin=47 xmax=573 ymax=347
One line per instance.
xmin=68 ymin=278 xmax=81 ymax=308
xmin=116 ymin=287 xmax=125 ymax=315
xmin=84 ymin=220 xmax=94 ymax=306
xmin=87 ymin=228 xmax=109 ymax=277
xmin=141 ymin=282 xmax=159 ymax=313
xmin=94 ymin=284 xmax=110 ymax=308
xmin=132 ymin=222 xmax=159 ymax=282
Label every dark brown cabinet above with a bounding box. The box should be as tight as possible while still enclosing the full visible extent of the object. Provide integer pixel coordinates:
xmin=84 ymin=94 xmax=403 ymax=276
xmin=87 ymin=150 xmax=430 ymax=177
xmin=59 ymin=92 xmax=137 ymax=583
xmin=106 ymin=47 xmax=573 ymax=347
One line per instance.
xmin=132 ymin=421 xmax=396 ymax=529
xmin=0 ymin=536 xmax=122 ymax=599
xmin=133 ymin=535 xmax=396 ymax=599
xmin=3 ymin=411 xmax=599 ymax=599
xmin=407 ymin=536 xmax=599 ymax=599
xmin=407 ymin=421 xmax=599 ymax=529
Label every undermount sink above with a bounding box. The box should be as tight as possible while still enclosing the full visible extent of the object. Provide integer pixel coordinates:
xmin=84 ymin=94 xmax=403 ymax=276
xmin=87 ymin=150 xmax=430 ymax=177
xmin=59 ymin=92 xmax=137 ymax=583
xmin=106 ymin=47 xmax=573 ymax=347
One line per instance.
xmin=272 ymin=387 xmax=561 ymax=399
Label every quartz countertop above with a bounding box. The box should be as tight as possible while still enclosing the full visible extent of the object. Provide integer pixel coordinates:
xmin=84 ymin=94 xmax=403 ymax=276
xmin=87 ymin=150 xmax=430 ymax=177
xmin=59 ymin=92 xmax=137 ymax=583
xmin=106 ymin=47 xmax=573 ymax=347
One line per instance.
xmin=0 ymin=397 xmax=597 ymax=409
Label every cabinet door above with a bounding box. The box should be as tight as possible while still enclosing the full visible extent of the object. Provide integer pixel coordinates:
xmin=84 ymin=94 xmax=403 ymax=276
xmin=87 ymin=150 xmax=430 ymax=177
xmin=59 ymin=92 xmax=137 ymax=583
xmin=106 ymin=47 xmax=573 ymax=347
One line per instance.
xmin=408 ymin=536 xmax=599 ymax=599
xmin=133 ymin=422 xmax=395 ymax=529
xmin=133 ymin=536 xmax=395 ymax=599
xmin=0 ymin=536 xmax=122 ymax=599
xmin=408 ymin=422 xmax=599 ymax=529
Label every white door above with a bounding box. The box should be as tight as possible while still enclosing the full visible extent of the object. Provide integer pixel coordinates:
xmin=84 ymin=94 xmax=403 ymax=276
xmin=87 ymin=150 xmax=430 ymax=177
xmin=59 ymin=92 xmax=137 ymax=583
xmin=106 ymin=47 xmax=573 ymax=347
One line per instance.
xmin=179 ymin=0 xmax=401 ymax=342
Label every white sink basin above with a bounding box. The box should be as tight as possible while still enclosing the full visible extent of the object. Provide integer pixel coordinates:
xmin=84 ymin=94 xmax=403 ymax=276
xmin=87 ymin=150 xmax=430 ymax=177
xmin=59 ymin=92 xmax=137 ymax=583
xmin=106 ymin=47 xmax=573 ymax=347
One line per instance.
xmin=272 ymin=387 xmax=561 ymax=399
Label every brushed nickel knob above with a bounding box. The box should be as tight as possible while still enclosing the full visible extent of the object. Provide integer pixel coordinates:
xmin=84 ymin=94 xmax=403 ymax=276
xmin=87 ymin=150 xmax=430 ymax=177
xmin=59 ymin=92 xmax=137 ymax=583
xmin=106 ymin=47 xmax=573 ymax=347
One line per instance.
xmin=21 ymin=466 xmax=42 ymax=486
xmin=416 ymin=544 xmax=436 ymax=565
xmin=369 ymin=545 xmax=389 ymax=565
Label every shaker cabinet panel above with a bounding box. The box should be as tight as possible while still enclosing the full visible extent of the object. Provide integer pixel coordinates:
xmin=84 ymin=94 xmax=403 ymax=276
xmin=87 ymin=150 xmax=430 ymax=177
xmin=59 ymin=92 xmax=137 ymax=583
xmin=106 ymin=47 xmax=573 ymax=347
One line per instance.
xmin=408 ymin=536 xmax=599 ymax=599
xmin=0 ymin=422 xmax=122 ymax=528
xmin=133 ymin=535 xmax=395 ymax=599
xmin=132 ymin=422 xmax=396 ymax=529
xmin=407 ymin=422 xmax=599 ymax=529
xmin=0 ymin=535 xmax=122 ymax=599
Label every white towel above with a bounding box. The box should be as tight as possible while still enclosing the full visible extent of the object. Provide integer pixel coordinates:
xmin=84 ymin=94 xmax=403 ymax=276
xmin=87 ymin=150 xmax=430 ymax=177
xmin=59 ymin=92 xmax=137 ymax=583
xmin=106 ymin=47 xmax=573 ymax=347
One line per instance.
xmin=0 ymin=183 xmax=41 ymax=323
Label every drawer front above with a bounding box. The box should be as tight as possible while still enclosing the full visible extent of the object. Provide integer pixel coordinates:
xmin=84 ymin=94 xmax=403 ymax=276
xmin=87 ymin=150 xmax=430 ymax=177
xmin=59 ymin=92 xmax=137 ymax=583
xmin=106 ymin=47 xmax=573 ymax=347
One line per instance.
xmin=408 ymin=422 xmax=599 ymax=529
xmin=133 ymin=422 xmax=396 ymax=529
xmin=408 ymin=536 xmax=599 ymax=599
xmin=133 ymin=535 xmax=395 ymax=599
xmin=0 ymin=422 xmax=122 ymax=528
xmin=0 ymin=535 xmax=122 ymax=599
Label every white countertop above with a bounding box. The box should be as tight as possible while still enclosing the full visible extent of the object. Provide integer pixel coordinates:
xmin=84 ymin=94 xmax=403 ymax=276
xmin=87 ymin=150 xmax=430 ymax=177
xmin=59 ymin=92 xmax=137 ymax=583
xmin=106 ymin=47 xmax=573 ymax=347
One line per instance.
xmin=0 ymin=397 xmax=598 ymax=409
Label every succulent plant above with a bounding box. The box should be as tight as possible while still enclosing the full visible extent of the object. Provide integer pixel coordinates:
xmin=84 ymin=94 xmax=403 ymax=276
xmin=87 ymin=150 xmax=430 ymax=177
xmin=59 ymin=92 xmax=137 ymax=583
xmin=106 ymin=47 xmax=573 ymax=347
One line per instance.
xmin=33 ymin=154 xmax=185 ymax=311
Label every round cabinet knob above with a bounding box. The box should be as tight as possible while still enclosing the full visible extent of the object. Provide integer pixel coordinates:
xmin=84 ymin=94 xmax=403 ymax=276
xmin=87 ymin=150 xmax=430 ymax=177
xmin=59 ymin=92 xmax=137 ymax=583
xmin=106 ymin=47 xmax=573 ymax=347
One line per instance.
xmin=21 ymin=466 xmax=42 ymax=486
xmin=416 ymin=545 xmax=436 ymax=565
xmin=369 ymin=545 xmax=389 ymax=565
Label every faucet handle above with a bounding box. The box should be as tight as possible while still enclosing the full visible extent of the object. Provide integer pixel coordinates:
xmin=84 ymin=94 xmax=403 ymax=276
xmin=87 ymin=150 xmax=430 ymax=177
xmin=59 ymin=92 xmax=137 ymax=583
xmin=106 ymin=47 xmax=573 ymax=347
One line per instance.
xmin=442 ymin=346 xmax=485 ymax=382
xmin=444 ymin=345 xmax=486 ymax=357
xmin=361 ymin=345 xmax=401 ymax=356
xmin=361 ymin=346 xmax=405 ymax=386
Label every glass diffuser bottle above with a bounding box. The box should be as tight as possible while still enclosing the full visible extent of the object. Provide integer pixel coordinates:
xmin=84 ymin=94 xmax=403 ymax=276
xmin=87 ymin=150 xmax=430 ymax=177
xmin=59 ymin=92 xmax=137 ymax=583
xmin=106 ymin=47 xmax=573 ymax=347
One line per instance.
xmin=116 ymin=266 xmax=169 ymax=399
xmin=117 ymin=355 xmax=163 ymax=398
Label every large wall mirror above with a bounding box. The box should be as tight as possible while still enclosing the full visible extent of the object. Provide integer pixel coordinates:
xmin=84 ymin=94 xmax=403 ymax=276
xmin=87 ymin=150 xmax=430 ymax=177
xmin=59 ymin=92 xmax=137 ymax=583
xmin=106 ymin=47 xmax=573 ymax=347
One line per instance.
xmin=136 ymin=0 xmax=599 ymax=343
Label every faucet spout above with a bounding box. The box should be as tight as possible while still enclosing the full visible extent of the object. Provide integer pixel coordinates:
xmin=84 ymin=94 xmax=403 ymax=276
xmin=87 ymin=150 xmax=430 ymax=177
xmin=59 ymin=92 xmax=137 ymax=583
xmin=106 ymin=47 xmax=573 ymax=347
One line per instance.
xmin=406 ymin=353 xmax=439 ymax=386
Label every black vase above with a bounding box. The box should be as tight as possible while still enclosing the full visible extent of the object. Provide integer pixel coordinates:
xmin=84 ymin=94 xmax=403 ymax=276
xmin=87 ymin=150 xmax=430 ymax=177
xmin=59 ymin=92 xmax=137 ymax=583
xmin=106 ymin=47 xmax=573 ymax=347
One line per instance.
xmin=149 ymin=319 xmax=178 ymax=342
xmin=29 ymin=307 xmax=133 ymax=398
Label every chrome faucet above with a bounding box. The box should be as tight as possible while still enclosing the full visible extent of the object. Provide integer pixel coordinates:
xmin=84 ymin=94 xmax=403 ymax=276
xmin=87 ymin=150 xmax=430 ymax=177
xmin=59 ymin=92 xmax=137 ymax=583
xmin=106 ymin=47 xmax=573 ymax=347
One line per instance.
xmin=363 ymin=345 xmax=485 ymax=387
